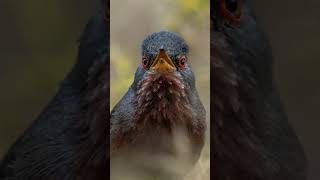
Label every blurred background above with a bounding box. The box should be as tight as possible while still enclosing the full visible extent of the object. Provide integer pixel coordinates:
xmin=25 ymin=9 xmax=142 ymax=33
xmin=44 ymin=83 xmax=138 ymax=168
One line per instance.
xmin=110 ymin=0 xmax=210 ymax=179
xmin=0 ymin=0 xmax=319 ymax=179
xmin=0 ymin=0 xmax=99 ymax=156
xmin=253 ymin=1 xmax=320 ymax=180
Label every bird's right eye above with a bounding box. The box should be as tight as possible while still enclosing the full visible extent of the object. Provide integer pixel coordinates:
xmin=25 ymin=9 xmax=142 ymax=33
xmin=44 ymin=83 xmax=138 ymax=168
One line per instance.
xmin=142 ymin=56 xmax=149 ymax=69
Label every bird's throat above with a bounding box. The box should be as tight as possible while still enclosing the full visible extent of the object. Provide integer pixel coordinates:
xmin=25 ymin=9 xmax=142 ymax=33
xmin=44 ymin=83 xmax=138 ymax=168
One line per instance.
xmin=134 ymin=72 xmax=192 ymax=131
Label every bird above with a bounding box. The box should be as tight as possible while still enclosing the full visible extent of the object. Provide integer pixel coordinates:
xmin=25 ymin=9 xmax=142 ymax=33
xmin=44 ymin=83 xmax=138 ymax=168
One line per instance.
xmin=110 ymin=31 xmax=206 ymax=180
xmin=0 ymin=1 xmax=110 ymax=179
xmin=211 ymin=0 xmax=307 ymax=180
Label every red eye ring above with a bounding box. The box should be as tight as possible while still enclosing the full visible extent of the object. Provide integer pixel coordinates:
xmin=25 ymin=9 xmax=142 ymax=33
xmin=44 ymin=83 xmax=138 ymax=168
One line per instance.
xmin=142 ymin=56 xmax=149 ymax=69
xmin=178 ymin=55 xmax=187 ymax=69
xmin=221 ymin=0 xmax=243 ymax=26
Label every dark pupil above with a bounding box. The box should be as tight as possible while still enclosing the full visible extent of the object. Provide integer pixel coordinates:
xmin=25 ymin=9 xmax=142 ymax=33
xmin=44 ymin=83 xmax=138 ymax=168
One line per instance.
xmin=180 ymin=60 xmax=185 ymax=66
xmin=143 ymin=59 xmax=148 ymax=65
xmin=225 ymin=0 xmax=238 ymax=13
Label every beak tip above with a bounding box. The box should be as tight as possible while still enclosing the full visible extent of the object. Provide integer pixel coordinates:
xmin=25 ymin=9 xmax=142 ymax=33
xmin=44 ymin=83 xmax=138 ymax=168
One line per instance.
xmin=149 ymin=48 xmax=176 ymax=73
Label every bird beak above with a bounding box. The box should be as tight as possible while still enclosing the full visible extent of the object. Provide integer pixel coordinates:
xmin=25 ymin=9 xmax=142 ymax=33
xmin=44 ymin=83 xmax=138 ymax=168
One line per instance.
xmin=150 ymin=49 xmax=176 ymax=73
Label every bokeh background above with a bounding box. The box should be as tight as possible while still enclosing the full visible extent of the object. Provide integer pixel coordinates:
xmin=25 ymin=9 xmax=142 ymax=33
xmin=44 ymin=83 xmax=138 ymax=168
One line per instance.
xmin=253 ymin=1 xmax=320 ymax=180
xmin=0 ymin=0 xmax=320 ymax=179
xmin=110 ymin=0 xmax=210 ymax=179
xmin=0 ymin=0 xmax=99 ymax=156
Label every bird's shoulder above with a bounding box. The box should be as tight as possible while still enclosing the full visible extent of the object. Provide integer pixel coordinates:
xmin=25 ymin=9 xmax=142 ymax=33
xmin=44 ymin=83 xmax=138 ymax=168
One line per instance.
xmin=110 ymin=87 xmax=136 ymax=128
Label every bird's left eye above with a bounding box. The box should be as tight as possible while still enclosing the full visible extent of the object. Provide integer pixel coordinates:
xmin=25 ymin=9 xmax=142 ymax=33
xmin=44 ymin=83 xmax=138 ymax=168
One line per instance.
xmin=178 ymin=55 xmax=187 ymax=69
xmin=221 ymin=0 xmax=244 ymax=26
xmin=142 ymin=55 xmax=149 ymax=69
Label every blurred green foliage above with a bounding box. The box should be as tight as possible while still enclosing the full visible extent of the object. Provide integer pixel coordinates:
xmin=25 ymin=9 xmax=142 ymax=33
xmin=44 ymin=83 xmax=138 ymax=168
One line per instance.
xmin=110 ymin=48 xmax=135 ymax=105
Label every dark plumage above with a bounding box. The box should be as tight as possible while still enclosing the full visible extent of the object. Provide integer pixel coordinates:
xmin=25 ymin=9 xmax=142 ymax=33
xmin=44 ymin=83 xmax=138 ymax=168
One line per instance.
xmin=0 ymin=2 xmax=109 ymax=180
xmin=212 ymin=0 xmax=307 ymax=179
xmin=110 ymin=31 xmax=206 ymax=179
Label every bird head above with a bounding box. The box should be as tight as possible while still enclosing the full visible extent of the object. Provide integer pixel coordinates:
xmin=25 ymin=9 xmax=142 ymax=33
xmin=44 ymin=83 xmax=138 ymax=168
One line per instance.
xmin=132 ymin=31 xmax=196 ymax=129
xmin=134 ymin=31 xmax=195 ymax=87
xmin=212 ymin=0 xmax=272 ymax=85
xmin=138 ymin=31 xmax=192 ymax=76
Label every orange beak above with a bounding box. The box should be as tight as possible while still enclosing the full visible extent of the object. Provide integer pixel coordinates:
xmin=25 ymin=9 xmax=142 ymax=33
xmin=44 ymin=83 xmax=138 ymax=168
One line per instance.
xmin=150 ymin=49 xmax=176 ymax=73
